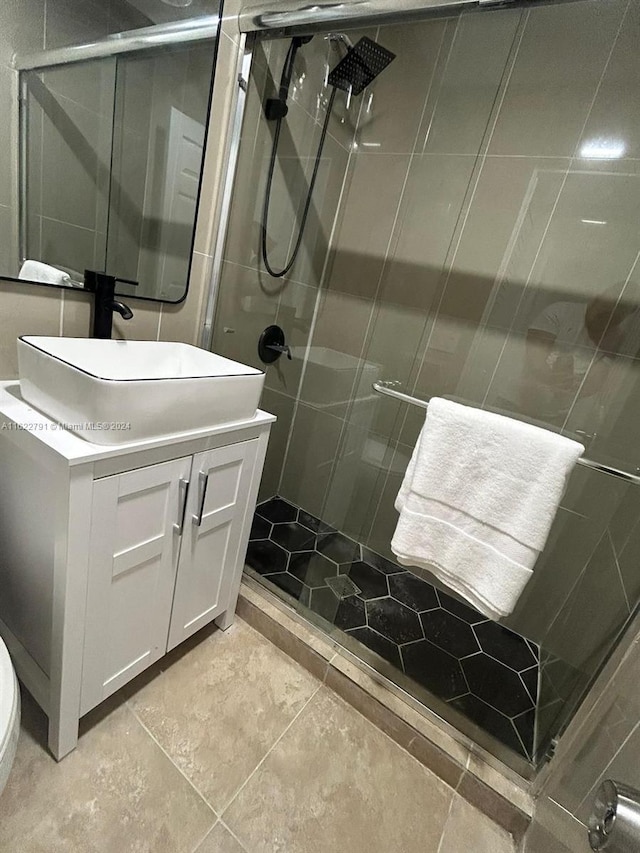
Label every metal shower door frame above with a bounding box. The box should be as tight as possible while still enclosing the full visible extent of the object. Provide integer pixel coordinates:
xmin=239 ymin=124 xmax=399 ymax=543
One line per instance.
xmin=200 ymin=34 xmax=253 ymax=350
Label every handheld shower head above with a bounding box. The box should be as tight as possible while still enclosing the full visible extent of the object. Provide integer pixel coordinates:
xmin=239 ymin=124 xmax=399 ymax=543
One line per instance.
xmin=327 ymin=36 xmax=395 ymax=96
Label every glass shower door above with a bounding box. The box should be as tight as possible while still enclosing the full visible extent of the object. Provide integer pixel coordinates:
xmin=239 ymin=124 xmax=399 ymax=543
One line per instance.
xmin=214 ymin=0 xmax=640 ymax=774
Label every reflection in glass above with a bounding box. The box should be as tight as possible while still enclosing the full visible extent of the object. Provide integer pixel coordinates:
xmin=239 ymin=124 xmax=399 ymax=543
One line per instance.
xmin=19 ymin=26 xmax=217 ymax=302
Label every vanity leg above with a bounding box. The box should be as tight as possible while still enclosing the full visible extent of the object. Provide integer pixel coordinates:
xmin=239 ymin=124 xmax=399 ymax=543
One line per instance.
xmin=48 ymin=708 xmax=79 ymax=761
xmin=215 ymin=608 xmax=235 ymax=631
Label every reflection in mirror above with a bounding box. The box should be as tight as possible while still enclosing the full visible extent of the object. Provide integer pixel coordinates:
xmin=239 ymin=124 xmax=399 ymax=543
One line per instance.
xmin=2 ymin=0 xmax=220 ymax=303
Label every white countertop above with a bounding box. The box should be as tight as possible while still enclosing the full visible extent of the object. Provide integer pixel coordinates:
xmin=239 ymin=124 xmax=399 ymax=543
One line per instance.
xmin=0 ymin=381 xmax=275 ymax=466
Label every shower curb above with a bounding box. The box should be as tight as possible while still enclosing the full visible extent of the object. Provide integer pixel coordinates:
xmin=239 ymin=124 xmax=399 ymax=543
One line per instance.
xmin=237 ymin=578 xmax=533 ymax=842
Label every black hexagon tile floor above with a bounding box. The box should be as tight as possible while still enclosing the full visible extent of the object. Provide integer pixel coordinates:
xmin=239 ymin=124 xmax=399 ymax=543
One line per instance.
xmin=246 ymin=496 xmax=540 ymax=761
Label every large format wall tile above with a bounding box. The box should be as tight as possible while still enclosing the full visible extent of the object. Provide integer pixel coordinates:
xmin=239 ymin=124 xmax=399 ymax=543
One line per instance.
xmin=579 ymin=0 xmax=640 ymax=160
xmin=213 ymin=260 xmax=282 ymax=368
xmin=565 ymin=354 xmax=640 ymax=472
xmin=286 ymin=133 xmax=351 ymax=288
xmin=325 ymin=152 xmax=410 ymax=300
xmin=356 ymin=18 xmax=448 ymax=155
xmin=279 ymin=402 xmax=343 ymax=517
xmin=488 ymin=0 xmax=628 ymax=157
xmin=543 ymin=532 xmax=629 ymax=671
xmin=421 ymin=9 xmax=521 ymax=156
xmin=0 ymin=0 xmax=44 ymax=68
xmin=445 ymin=156 xmax=569 ymax=331
xmin=258 ymin=387 xmax=296 ymax=501
xmin=377 ymin=153 xmax=477 ymax=311
xmin=0 ymin=282 xmax=61 ymax=377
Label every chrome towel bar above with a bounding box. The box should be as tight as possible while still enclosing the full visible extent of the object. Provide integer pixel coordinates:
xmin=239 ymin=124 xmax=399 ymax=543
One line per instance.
xmin=372 ymin=380 xmax=640 ymax=486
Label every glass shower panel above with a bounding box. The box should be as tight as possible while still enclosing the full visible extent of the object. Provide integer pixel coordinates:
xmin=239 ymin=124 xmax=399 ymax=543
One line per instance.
xmin=24 ymin=58 xmax=117 ymax=277
xmin=216 ymin=0 xmax=640 ymax=774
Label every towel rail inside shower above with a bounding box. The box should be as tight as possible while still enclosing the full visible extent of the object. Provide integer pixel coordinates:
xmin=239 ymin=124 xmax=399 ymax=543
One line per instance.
xmin=372 ymin=380 xmax=640 ymax=486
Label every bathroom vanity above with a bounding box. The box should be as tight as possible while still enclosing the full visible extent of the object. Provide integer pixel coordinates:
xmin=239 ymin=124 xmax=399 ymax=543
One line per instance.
xmin=0 ymin=380 xmax=274 ymax=760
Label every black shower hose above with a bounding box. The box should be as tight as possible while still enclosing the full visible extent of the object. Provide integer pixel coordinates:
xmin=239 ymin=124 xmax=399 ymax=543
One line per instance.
xmin=261 ymin=85 xmax=338 ymax=278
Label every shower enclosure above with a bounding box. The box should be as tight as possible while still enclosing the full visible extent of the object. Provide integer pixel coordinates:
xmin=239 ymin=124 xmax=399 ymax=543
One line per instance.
xmin=210 ymin=0 xmax=640 ymax=775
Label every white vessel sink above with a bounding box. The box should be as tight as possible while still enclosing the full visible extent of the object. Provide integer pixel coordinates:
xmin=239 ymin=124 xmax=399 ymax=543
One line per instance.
xmin=18 ymin=336 xmax=265 ymax=445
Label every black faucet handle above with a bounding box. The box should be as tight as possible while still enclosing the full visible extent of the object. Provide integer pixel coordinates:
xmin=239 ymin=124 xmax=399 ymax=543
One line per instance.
xmin=266 ymin=343 xmax=292 ymax=359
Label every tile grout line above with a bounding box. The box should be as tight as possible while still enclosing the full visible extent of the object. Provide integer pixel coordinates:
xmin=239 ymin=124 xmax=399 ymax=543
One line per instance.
xmin=435 ymin=789 xmax=458 ymax=853
xmin=607 ymin=528 xmax=631 ymax=613
xmin=125 ymin=701 xmax=220 ymax=821
xmin=219 ymin=682 xmax=324 ymax=819
xmin=188 ymin=821 xmax=221 ymax=853
xmin=219 ymin=817 xmax=252 ymax=853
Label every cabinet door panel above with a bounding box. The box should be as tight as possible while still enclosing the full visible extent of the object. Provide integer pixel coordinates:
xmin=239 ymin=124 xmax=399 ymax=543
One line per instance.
xmin=168 ymin=439 xmax=259 ymax=649
xmin=81 ymin=456 xmax=191 ymax=715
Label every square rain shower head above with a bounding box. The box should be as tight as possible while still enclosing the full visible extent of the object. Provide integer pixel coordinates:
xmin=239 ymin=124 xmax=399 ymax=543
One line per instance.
xmin=327 ymin=36 xmax=396 ymax=96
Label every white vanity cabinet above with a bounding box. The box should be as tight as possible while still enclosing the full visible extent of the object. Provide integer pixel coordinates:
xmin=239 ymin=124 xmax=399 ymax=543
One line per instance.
xmin=0 ymin=381 xmax=274 ymax=760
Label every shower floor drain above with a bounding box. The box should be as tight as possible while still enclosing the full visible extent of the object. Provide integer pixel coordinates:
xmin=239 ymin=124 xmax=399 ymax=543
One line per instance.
xmin=326 ymin=575 xmax=361 ymax=600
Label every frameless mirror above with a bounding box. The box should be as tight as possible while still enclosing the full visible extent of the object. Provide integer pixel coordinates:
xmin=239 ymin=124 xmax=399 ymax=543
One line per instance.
xmin=1 ymin=0 xmax=220 ymax=303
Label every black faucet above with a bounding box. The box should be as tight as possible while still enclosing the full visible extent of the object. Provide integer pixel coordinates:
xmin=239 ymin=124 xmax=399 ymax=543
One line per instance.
xmin=84 ymin=270 xmax=135 ymax=339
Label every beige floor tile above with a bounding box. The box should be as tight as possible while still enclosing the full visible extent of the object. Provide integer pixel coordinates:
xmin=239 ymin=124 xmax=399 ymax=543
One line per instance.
xmin=0 ymin=692 xmax=215 ymax=853
xmin=224 ymin=686 xmax=454 ymax=853
xmin=195 ymin=821 xmax=247 ymax=853
xmin=438 ymin=795 xmax=515 ymax=853
xmin=128 ymin=619 xmax=320 ymax=813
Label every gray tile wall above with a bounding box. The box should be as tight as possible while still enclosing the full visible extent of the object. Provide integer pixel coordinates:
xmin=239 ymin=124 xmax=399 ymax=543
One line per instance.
xmin=213 ymin=35 xmax=354 ymax=501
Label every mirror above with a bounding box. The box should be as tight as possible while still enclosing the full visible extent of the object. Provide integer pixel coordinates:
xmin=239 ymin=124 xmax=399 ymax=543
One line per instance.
xmin=1 ymin=0 xmax=220 ymax=303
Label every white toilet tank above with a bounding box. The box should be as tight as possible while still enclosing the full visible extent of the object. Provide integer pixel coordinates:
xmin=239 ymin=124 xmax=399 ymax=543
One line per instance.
xmin=0 ymin=636 xmax=20 ymax=795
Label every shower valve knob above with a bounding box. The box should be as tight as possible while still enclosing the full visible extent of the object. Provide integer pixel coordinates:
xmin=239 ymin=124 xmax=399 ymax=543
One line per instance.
xmin=258 ymin=325 xmax=291 ymax=363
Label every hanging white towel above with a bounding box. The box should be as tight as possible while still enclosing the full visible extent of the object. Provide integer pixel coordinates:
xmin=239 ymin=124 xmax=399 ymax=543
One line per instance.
xmin=391 ymin=398 xmax=584 ymax=620
xmin=19 ymin=260 xmax=72 ymax=287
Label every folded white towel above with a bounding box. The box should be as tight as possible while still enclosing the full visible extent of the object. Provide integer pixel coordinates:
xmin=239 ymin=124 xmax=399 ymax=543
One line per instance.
xmin=392 ymin=398 xmax=584 ymax=620
xmin=19 ymin=260 xmax=72 ymax=286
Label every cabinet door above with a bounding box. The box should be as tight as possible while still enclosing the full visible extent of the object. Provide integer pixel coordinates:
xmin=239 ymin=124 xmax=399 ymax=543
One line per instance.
xmin=167 ymin=439 xmax=259 ymax=650
xmin=81 ymin=456 xmax=191 ymax=715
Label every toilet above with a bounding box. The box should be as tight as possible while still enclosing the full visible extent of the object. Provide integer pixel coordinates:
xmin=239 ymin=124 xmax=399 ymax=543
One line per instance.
xmin=0 ymin=636 xmax=20 ymax=794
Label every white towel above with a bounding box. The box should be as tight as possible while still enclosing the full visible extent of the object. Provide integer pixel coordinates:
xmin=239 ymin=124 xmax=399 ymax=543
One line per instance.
xmin=19 ymin=260 xmax=72 ymax=286
xmin=392 ymin=398 xmax=584 ymax=620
